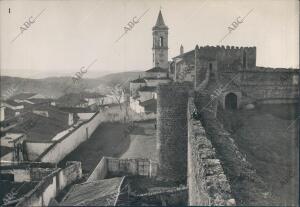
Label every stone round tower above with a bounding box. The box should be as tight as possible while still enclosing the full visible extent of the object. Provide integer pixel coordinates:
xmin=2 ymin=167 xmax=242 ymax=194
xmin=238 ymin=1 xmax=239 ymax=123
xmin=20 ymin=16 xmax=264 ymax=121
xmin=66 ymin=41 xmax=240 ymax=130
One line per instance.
xmin=156 ymin=82 xmax=191 ymax=183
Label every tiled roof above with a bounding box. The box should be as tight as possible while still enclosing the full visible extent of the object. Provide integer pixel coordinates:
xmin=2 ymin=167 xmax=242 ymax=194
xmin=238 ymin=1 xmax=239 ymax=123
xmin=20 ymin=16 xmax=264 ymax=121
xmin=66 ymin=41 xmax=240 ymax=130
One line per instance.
xmin=27 ymin=98 xmax=52 ymax=104
xmin=80 ymin=92 xmax=105 ymax=99
xmin=57 ymin=107 xmax=93 ymax=113
xmin=139 ymin=86 xmax=156 ymax=92
xmin=3 ymin=100 xmax=23 ymax=107
xmin=172 ymin=49 xmax=195 ymax=59
xmin=145 ymin=67 xmax=168 ymax=73
xmin=8 ymin=112 xmax=69 ymax=141
xmin=61 ymin=177 xmax=123 ymax=206
xmin=130 ymin=78 xmax=146 ymax=83
xmin=0 ymin=111 xmax=22 ymax=126
xmin=144 ymin=77 xmax=170 ymax=80
xmin=56 ymin=93 xmax=88 ymax=107
xmin=33 ymin=105 xmax=64 ymax=112
xmin=9 ymin=93 xmax=37 ymax=100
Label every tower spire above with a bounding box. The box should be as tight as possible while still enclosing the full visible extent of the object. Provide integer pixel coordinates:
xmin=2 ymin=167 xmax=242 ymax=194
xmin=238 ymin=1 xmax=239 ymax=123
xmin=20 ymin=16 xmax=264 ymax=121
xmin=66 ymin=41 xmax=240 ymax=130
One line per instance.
xmin=152 ymin=10 xmax=169 ymax=69
xmin=153 ymin=10 xmax=168 ymax=30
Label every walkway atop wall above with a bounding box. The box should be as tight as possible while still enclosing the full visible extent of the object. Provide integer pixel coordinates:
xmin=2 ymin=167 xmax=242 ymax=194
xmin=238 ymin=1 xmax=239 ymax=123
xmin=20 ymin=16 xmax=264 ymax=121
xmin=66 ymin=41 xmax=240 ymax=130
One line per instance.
xmin=194 ymin=92 xmax=277 ymax=205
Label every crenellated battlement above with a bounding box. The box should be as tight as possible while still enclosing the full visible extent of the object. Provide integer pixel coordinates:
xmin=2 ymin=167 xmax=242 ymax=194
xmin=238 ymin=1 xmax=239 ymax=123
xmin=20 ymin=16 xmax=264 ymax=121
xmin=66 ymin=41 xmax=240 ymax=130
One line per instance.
xmin=196 ymin=45 xmax=256 ymax=52
xmin=193 ymin=44 xmax=257 ymax=81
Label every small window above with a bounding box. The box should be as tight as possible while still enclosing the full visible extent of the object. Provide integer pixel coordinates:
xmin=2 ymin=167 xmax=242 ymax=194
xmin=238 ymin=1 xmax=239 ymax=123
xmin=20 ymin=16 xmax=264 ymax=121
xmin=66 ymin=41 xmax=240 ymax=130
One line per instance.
xmin=243 ymin=50 xmax=247 ymax=68
xmin=209 ymin=63 xmax=213 ymax=71
xmin=159 ymin=37 xmax=163 ymax=47
xmin=293 ymin=75 xmax=299 ymax=85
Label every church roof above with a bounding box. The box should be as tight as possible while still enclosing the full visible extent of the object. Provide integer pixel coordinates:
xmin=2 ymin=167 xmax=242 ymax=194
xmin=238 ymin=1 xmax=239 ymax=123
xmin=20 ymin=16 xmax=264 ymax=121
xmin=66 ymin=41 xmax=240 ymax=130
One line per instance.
xmin=130 ymin=78 xmax=146 ymax=83
xmin=139 ymin=86 xmax=156 ymax=92
xmin=10 ymin=93 xmax=37 ymax=100
xmin=152 ymin=10 xmax=168 ymax=30
xmin=145 ymin=67 xmax=168 ymax=73
xmin=173 ymin=49 xmax=195 ymax=59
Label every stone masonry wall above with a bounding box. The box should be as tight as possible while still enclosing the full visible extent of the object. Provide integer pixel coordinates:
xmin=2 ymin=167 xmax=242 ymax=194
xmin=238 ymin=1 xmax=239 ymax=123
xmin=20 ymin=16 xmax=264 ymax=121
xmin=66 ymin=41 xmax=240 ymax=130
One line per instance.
xmin=187 ymin=97 xmax=235 ymax=205
xmin=156 ymin=82 xmax=191 ymax=183
xmin=194 ymin=46 xmax=256 ymax=86
xmin=194 ymin=92 xmax=276 ymax=205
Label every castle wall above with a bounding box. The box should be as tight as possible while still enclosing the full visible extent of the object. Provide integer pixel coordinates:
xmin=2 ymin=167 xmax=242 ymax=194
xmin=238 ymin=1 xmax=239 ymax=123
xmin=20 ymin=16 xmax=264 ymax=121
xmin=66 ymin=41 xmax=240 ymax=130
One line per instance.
xmin=241 ymin=85 xmax=298 ymax=102
xmin=156 ymin=83 xmax=191 ymax=183
xmin=194 ymin=93 xmax=274 ymax=205
xmin=187 ymin=97 xmax=235 ymax=205
xmin=192 ymin=46 xmax=255 ymax=88
xmin=240 ymin=69 xmax=298 ymax=85
xmin=197 ymin=46 xmax=256 ymax=71
xmin=219 ymin=70 xmax=299 ymax=105
xmin=174 ymin=45 xmax=298 ymax=104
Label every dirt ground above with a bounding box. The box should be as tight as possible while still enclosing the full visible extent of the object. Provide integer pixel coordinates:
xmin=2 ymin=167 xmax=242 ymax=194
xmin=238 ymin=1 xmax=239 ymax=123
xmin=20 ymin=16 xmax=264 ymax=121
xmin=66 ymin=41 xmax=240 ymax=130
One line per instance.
xmin=218 ymin=103 xmax=299 ymax=206
xmin=121 ymin=120 xmax=157 ymax=161
xmin=58 ymin=119 xmax=157 ymax=180
xmin=58 ymin=122 xmax=131 ymax=178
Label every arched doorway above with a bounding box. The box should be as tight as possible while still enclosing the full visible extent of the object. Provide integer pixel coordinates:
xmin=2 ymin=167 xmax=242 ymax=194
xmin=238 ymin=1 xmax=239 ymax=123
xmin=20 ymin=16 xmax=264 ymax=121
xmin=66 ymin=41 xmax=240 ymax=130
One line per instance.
xmin=225 ymin=93 xmax=238 ymax=110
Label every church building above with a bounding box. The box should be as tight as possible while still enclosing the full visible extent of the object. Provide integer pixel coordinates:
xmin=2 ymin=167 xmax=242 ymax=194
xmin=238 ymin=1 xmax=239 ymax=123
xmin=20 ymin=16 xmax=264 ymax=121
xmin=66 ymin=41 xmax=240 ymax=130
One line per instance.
xmin=130 ymin=9 xmax=298 ymax=114
xmin=130 ymin=10 xmax=171 ymax=114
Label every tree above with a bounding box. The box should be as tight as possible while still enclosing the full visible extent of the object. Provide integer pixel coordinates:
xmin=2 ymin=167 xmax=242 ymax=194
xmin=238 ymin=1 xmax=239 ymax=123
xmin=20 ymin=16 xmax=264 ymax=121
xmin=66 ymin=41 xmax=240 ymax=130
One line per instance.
xmin=110 ymin=84 xmax=125 ymax=111
xmin=94 ymin=90 xmax=105 ymax=112
xmin=109 ymin=83 xmax=132 ymax=123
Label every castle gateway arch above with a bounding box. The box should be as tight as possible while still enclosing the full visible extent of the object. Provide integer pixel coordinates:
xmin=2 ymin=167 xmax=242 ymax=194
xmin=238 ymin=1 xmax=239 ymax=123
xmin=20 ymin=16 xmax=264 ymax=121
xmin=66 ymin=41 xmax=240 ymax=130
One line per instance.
xmin=225 ymin=92 xmax=238 ymax=110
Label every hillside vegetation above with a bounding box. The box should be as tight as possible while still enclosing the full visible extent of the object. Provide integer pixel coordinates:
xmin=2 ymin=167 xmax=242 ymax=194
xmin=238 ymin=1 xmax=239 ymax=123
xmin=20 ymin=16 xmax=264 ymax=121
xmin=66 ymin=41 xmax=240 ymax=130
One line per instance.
xmin=218 ymin=104 xmax=299 ymax=206
xmin=0 ymin=71 xmax=143 ymax=99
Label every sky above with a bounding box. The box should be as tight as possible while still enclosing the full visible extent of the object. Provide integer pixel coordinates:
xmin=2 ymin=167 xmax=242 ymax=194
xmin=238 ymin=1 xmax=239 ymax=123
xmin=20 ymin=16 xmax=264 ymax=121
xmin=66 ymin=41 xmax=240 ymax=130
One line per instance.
xmin=0 ymin=0 xmax=299 ymax=79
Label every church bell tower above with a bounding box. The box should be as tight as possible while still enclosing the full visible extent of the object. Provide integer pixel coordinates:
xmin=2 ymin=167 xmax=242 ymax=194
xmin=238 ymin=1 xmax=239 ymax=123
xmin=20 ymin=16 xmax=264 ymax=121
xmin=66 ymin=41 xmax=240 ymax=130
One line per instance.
xmin=152 ymin=10 xmax=168 ymax=69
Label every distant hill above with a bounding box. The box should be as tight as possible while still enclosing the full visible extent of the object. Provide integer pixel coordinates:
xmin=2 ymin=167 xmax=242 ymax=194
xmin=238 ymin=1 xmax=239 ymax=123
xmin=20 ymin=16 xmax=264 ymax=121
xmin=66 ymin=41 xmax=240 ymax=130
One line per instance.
xmin=0 ymin=71 xmax=144 ymax=99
